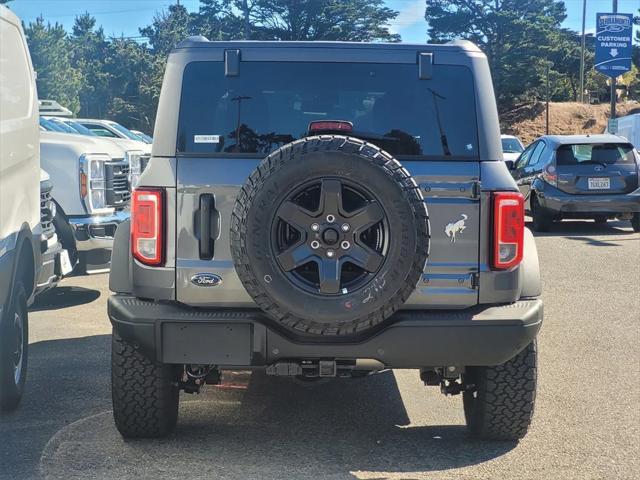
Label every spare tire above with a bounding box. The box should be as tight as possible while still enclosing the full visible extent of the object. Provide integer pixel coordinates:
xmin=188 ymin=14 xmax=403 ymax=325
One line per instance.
xmin=230 ymin=136 xmax=429 ymax=337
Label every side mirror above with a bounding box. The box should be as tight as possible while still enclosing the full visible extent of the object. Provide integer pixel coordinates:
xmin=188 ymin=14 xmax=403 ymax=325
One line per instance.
xmin=504 ymin=160 xmax=515 ymax=170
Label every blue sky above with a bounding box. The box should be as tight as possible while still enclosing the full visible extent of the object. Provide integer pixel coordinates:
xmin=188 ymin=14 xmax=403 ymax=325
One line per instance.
xmin=9 ymin=0 xmax=640 ymax=43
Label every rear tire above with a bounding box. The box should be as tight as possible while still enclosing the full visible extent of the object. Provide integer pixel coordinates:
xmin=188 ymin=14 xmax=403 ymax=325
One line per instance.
xmin=111 ymin=330 xmax=179 ymax=438
xmin=530 ymin=196 xmax=552 ymax=232
xmin=593 ymin=216 xmax=608 ymax=225
xmin=462 ymin=341 xmax=537 ymax=441
xmin=631 ymin=213 xmax=640 ymax=232
xmin=0 ymin=282 xmax=28 ymax=412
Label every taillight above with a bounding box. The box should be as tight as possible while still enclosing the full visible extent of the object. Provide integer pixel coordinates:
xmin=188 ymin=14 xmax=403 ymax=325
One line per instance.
xmin=492 ymin=192 xmax=524 ymax=270
xmin=542 ymin=163 xmax=557 ymax=186
xmin=131 ymin=188 xmax=164 ymax=266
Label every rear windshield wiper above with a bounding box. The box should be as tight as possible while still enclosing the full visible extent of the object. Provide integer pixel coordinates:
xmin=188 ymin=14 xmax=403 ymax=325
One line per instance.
xmin=428 ymin=88 xmax=451 ymax=156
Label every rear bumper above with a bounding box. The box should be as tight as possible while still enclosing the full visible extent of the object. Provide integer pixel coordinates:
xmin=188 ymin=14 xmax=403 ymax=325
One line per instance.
xmin=538 ymin=185 xmax=640 ymax=214
xmin=108 ymin=296 xmax=543 ymax=368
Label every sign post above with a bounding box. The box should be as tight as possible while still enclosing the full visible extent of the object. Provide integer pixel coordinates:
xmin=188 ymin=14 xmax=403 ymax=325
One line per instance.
xmin=595 ymin=9 xmax=633 ymax=119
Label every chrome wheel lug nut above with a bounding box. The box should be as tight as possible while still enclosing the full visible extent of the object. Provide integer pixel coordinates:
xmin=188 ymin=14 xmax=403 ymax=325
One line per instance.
xmin=310 ymin=240 xmax=320 ymax=250
xmin=326 ymin=249 xmax=335 ymax=258
xmin=326 ymin=214 xmax=336 ymax=223
xmin=341 ymin=241 xmax=350 ymax=250
xmin=341 ymin=223 xmax=350 ymax=232
xmin=311 ymin=223 xmax=320 ymax=232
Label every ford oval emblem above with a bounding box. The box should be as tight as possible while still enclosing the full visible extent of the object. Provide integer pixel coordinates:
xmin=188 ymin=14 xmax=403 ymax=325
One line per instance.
xmin=190 ymin=273 xmax=223 ymax=287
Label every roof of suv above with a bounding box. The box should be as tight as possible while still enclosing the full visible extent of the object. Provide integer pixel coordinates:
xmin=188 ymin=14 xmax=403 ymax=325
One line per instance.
xmin=174 ymin=37 xmax=482 ymax=53
xmin=541 ymin=134 xmax=631 ymax=147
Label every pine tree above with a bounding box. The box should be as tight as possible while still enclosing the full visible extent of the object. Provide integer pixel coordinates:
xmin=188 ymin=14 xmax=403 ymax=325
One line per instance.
xmin=24 ymin=17 xmax=82 ymax=113
xmin=425 ymin=0 xmax=568 ymax=110
xmin=70 ymin=13 xmax=111 ymax=118
xmin=249 ymin=0 xmax=400 ymax=41
xmin=139 ymin=3 xmax=194 ymax=57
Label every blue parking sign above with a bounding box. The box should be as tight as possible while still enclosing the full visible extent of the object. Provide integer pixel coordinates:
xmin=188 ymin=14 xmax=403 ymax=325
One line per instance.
xmin=595 ymin=13 xmax=633 ymax=78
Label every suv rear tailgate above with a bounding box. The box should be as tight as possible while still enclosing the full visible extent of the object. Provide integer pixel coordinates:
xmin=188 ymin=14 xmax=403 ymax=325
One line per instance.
xmin=555 ymin=143 xmax=638 ymax=195
xmin=175 ymin=157 xmax=482 ymax=309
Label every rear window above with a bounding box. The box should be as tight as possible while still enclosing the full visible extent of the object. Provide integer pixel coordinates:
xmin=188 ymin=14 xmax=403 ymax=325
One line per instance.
xmin=82 ymin=123 xmax=119 ymax=138
xmin=64 ymin=121 xmax=96 ymax=136
xmin=177 ymin=61 xmax=478 ymax=158
xmin=501 ymin=137 xmax=523 ymax=153
xmin=556 ymin=143 xmax=636 ymax=165
xmin=110 ymin=122 xmax=144 ymax=141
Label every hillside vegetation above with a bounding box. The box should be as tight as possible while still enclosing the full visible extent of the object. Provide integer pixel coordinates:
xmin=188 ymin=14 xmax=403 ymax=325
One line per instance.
xmin=500 ymin=101 xmax=640 ymax=146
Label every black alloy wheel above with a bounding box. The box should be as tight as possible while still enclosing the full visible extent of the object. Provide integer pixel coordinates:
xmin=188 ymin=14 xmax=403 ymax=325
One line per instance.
xmin=272 ymin=177 xmax=388 ymax=296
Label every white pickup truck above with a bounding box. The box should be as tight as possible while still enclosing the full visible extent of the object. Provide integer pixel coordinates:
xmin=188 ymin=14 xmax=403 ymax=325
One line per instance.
xmin=40 ymin=129 xmax=131 ymax=272
xmin=42 ymin=116 xmax=150 ymax=188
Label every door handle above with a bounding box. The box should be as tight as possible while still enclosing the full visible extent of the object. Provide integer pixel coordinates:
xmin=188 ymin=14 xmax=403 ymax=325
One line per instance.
xmin=199 ymin=194 xmax=215 ymax=259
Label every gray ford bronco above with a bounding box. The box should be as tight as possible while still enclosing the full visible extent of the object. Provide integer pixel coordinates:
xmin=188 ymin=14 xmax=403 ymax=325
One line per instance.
xmin=108 ymin=38 xmax=543 ymax=440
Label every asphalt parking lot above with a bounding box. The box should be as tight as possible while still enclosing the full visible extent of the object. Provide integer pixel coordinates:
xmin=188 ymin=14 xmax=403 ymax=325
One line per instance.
xmin=1 ymin=220 xmax=638 ymax=480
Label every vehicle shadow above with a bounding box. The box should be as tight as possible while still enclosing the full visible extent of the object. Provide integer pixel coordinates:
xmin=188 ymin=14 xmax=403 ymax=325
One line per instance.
xmin=173 ymin=371 xmax=517 ymax=477
xmin=1 ymin=335 xmax=517 ymax=480
xmin=31 ymin=286 xmax=101 ymax=312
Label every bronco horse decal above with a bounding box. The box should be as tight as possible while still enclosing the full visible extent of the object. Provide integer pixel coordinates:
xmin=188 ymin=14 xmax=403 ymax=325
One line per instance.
xmin=445 ymin=214 xmax=468 ymax=243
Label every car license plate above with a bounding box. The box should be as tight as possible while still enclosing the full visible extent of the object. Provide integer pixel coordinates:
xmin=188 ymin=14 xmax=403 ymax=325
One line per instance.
xmin=588 ymin=177 xmax=610 ymax=190
xmin=59 ymin=249 xmax=74 ymax=275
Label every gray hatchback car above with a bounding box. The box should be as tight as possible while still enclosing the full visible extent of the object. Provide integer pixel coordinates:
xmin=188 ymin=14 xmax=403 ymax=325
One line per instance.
xmin=510 ymin=135 xmax=640 ymax=232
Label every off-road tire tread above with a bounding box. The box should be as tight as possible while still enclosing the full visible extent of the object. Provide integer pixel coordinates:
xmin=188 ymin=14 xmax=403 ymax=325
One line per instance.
xmin=230 ymin=135 xmax=429 ymax=336
xmin=111 ymin=330 xmax=179 ymax=438
xmin=463 ymin=341 xmax=537 ymax=441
